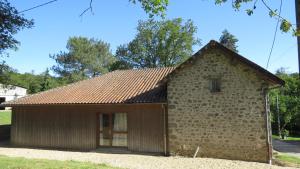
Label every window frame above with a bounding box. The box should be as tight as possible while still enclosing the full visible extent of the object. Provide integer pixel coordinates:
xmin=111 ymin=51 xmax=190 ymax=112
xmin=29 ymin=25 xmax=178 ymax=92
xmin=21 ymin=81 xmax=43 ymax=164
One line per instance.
xmin=209 ymin=78 xmax=221 ymax=93
xmin=98 ymin=112 xmax=128 ymax=147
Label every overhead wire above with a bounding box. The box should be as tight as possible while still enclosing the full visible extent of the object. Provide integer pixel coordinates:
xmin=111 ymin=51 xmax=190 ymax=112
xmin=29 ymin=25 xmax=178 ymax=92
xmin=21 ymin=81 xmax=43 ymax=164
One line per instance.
xmin=18 ymin=0 xmax=58 ymax=14
xmin=266 ymin=0 xmax=283 ymax=69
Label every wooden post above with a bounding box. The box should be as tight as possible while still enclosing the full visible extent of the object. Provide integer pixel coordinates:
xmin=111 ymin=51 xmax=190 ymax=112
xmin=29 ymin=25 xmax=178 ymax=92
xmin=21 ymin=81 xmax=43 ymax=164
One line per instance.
xmin=276 ymin=94 xmax=281 ymax=138
xmin=163 ymin=104 xmax=167 ymax=156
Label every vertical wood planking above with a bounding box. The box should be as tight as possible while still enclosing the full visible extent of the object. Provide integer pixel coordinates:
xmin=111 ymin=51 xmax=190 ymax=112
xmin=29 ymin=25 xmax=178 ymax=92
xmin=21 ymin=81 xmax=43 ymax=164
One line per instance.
xmin=11 ymin=104 xmax=165 ymax=152
xmin=11 ymin=106 xmax=97 ymax=150
xmin=128 ymin=104 xmax=165 ymax=153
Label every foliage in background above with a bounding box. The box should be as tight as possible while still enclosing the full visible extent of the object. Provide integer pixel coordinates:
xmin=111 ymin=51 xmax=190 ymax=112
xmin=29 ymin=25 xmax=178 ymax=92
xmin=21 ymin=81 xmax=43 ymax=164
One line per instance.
xmin=0 ymin=62 xmax=15 ymax=87
xmin=0 ymin=0 xmax=34 ymax=57
xmin=130 ymin=0 xmax=169 ymax=17
xmin=7 ymin=69 xmax=66 ymax=94
xmin=219 ymin=29 xmax=239 ymax=52
xmin=113 ymin=18 xmax=200 ymax=70
xmin=270 ymin=68 xmax=300 ymax=136
xmin=0 ymin=0 xmax=33 ymax=86
xmin=128 ymin=0 xmax=299 ymax=35
xmin=214 ymin=0 xmax=299 ymax=36
xmin=50 ymin=37 xmax=115 ymax=83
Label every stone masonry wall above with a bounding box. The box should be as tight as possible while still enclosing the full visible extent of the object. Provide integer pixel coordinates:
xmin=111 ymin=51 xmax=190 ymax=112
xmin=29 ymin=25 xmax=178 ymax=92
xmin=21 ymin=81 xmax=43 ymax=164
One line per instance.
xmin=167 ymin=49 xmax=270 ymax=162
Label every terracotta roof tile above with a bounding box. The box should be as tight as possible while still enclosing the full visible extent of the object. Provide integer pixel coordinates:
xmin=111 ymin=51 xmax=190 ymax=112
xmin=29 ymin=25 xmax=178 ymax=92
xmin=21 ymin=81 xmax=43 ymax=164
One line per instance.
xmin=4 ymin=67 xmax=175 ymax=105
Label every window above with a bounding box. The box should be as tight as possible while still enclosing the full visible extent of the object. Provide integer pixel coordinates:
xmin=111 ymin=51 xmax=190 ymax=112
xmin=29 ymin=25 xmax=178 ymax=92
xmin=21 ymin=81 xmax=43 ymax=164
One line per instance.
xmin=209 ymin=78 xmax=221 ymax=93
xmin=99 ymin=113 xmax=127 ymax=147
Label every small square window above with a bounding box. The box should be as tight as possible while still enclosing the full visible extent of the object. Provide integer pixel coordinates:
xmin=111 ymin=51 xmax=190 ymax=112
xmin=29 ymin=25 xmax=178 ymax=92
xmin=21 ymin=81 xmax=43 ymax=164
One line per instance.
xmin=209 ymin=78 xmax=221 ymax=93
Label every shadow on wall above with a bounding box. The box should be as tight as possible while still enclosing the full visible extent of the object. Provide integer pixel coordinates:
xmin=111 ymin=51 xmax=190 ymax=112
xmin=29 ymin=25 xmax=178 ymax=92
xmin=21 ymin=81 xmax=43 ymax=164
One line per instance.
xmin=0 ymin=125 xmax=10 ymax=141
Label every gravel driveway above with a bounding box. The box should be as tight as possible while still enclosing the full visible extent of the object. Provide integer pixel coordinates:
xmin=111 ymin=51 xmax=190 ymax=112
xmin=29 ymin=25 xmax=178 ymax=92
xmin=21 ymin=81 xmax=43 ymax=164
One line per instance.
xmin=0 ymin=146 xmax=297 ymax=169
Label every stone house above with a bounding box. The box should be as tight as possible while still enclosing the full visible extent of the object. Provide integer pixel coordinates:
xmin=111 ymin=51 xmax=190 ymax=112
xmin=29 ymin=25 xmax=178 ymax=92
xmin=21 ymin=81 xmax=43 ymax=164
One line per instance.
xmin=0 ymin=84 xmax=27 ymax=110
xmin=2 ymin=40 xmax=284 ymax=163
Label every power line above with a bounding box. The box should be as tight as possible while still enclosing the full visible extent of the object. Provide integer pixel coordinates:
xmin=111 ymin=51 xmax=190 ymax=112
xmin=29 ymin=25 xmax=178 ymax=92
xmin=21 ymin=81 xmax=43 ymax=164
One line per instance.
xmin=271 ymin=44 xmax=297 ymax=63
xmin=266 ymin=0 xmax=283 ymax=69
xmin=18 ymin=0 xmax=58 ymax=14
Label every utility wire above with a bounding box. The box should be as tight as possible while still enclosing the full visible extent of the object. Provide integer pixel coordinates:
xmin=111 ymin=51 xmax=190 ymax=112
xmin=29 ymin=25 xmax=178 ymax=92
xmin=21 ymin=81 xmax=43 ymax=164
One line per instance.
xmin=266 ymin=0 xmax=283 ymax=69
xmin=271 ymin=44 xmax=297 ymax=63
xmin=18 ymin=0 xmax=58 ymax=14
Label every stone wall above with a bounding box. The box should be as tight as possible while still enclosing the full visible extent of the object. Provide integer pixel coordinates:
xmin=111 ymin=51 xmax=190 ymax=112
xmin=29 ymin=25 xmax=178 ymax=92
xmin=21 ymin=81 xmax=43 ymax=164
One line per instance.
xmin=167 ymin=48 xmax=270 ymax=162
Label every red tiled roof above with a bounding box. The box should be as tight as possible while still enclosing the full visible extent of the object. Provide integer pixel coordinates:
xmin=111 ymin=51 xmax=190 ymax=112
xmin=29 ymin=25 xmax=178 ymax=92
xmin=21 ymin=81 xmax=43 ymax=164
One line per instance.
xmin=3 ymin=40 xmax=284 ymax=106
xmin=4 ymin=67 xmax=175 ymax=105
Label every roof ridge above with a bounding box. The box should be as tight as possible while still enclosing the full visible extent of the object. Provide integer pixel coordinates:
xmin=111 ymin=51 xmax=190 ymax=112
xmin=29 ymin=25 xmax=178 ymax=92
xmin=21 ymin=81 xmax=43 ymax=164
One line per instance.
xmin=118 ymin=66 xmax=176 ymax=72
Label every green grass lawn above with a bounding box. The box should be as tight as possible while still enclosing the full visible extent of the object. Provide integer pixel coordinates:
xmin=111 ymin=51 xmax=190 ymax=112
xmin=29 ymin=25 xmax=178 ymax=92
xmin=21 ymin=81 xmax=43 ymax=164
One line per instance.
xmin=274 ymin=153 xmax=300 ymax=168
xmin=0 ymin=110 xmax=11 ymax=125
xmin=272 ymin=134 xmax=300 ymax=141
xmin=0 ymin=155 xmax=122 ymax=169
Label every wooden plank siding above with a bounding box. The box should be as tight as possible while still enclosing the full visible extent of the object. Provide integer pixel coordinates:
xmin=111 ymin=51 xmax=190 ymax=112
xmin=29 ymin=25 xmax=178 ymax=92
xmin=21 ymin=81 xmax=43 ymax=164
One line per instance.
xmin=11 ymin=106 xmax=97 ymax=150
xmin=11 ymin=104 xmax=166 ymax=153
xmin=128 ymin=105 xmax=165 ymax=153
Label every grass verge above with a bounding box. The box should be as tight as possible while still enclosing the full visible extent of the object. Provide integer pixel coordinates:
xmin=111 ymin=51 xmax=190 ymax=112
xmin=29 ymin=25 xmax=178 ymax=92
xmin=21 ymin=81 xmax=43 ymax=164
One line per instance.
xmin=274 ymin=152 xmax=300 ymax=168
xmin=0 ymin=110 xmax=11 ymax=125
xmin=272 ymin=134 xmax=300 ymax=141
xmin=0 ymin=155 xmax=122 ymax=169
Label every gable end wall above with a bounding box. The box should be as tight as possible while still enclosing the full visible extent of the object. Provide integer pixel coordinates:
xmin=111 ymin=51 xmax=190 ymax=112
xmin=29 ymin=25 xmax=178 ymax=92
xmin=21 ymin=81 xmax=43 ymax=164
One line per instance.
xmin=167 ymin=49 xmax=270 ymax=162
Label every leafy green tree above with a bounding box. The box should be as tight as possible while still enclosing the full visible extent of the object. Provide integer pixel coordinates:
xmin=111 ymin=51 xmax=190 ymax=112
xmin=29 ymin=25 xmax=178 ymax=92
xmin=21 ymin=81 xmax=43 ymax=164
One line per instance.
xmin=0 ymin=62 xmax=15 ymax=86
xmin=0 ymin=0 xmax=34 ymax=57
xmin=6 ymin=69 xmax=67 ymax=94
xmin=109 ymin=60 xmax=133 ymax=71
xmin=113 ymin=18 xmax=200 ymax=69
xmin=133 ymin=0 xmax=298 ymax=35
xmin=270 ymin=68 xmax=300 ymax=136
xmin=0 ymin=0 xmax=33 ymax=85
xmin=39 ymin=68 xmax=63 ymax=92
xmin=39 ymin=68 xmax=51 ymax=92
xmin=50 ymin=37 xmax=115 ymax=83
xmin=129 ymin=0 xmax=168 ymax=17
xmin=8 ymin=71 xmax=42 ymax=94
xmin=219 ymin=29 xmax=239 ymax=52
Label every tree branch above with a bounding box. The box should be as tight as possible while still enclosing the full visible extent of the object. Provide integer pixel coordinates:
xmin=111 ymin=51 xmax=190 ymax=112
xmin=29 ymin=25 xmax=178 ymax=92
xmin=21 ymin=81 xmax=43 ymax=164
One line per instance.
xmin=79 ymin=0 xmax=94 ymax=17
xmin=261 ymin=0 xmax=285 ymax=22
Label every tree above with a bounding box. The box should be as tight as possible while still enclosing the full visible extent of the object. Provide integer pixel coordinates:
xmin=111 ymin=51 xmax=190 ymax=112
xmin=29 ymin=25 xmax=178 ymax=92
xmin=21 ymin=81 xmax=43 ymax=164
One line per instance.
xmin=0 ymin=61 xmax=15 ymax=86
xmin=6 ymin=69 xmax=66 ymax=94
xmin=113 ymin=18 xmax=200 ymax=69
xmin=80 ymin=0 xmax=168 ymax=18
xmin=219 ymin=29 xmax=239 ymax=52
xmin=129 ymin=0 xmax=168 ymax=17
xmin=135 ymin=0 xmax=297 ymax=35
xmin=109 ymin=60 xmax=133 ymax=71
xmin=50 ymin=37 xmax=115 ymax=83
xmin=0 ymin=0 xmax=34 ymax=57
xmin=0 ymin=0 xmax=33 ymax=85
xmin=40 ymin=68 xmax=54 ymax=91
xmin=270 ymin=68 xmax=300 ymax=136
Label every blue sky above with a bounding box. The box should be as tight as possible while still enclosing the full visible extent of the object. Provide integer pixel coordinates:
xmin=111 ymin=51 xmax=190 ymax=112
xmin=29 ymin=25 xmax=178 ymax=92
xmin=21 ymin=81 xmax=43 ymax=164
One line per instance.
xmin=6 ymin=0 xmax=298 ymax=74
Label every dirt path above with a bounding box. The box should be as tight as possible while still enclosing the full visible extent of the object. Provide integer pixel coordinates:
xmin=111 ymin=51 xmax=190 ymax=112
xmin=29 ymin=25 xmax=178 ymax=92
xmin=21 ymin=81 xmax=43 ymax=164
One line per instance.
xmin=0 ymin=146 xmax=297 ymax=169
